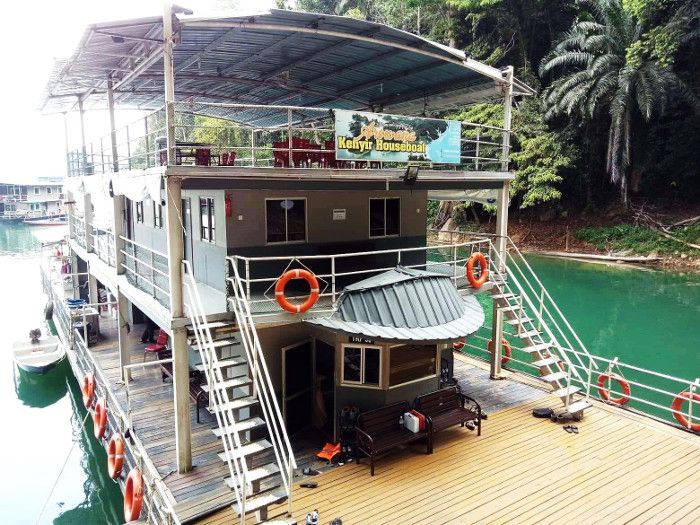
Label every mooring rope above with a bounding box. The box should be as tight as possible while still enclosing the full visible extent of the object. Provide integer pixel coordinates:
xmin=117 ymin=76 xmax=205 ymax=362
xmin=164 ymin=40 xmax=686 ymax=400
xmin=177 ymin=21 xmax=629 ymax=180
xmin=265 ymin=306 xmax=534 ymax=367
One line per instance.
xmin=34 ymin=409 xmax=91 ymax=525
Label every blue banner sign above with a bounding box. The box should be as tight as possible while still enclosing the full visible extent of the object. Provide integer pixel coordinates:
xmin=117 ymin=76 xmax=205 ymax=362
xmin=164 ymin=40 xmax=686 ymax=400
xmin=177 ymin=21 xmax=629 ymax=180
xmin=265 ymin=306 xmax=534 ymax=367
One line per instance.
xmin=334 ymin=109 xmax=462 ymax=164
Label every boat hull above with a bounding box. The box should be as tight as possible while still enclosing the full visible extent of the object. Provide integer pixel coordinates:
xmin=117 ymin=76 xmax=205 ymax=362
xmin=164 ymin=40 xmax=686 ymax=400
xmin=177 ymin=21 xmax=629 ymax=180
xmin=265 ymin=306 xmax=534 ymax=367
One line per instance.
xmin=12 ymin=336 xmax=66 ymax=374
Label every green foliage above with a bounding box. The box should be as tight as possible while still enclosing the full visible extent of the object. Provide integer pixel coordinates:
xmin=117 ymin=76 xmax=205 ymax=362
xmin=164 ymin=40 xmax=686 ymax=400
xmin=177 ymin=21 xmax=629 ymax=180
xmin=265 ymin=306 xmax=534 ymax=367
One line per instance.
xmin=575 ymin=224 xmax=700 ymax=255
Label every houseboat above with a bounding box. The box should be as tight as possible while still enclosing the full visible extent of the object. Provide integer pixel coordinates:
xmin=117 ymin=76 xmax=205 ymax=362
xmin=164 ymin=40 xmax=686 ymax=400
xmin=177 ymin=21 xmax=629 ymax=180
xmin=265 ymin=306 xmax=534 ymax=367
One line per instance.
xmin=0 ymin=176 xmax=65 ymax=221
xmin=39 ymin=6 xmax=700 ymax=525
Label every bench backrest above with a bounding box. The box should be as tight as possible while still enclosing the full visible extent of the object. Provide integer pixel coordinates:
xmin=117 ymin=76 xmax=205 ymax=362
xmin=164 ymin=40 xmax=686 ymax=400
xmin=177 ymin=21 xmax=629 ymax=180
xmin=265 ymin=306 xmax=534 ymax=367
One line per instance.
xmin=415 ymin=387 xmax=460 ymax=416
xmin=358 ymin=401 xmax=411 ymax=434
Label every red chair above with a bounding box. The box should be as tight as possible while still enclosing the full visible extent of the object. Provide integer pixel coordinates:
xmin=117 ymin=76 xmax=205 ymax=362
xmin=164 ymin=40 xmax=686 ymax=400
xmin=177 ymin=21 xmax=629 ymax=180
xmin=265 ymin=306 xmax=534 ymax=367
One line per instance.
xmin=144 ymin=330 xmax=168 ymax=362
xmin=272 ymin=141 xmax=290 ymax=167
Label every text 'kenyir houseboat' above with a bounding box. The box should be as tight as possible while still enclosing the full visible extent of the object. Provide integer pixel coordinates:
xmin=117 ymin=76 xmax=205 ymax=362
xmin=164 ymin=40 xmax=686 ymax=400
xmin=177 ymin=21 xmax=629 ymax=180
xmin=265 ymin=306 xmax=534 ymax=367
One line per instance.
xmin=39 ymin=5 xmax=700 ymax=525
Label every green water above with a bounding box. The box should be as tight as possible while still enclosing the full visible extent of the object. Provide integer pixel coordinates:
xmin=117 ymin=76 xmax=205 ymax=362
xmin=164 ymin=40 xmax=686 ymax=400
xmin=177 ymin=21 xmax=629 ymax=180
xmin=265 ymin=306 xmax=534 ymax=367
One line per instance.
xmin=467 ymin=255 xmax=700 ymax=425
xmin=0 ymin=222 xmax=123 ymax=524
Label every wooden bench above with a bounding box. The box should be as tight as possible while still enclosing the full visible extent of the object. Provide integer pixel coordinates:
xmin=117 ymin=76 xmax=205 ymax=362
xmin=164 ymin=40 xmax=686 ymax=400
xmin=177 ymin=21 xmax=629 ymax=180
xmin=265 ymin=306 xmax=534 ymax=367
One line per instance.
xmin=414 ymin=387 xmax=482 ymax=448
xmin=158 ymin=350 xmax=209 ymax=423
xmin=355 ymin=401 xmax=431 ymax=476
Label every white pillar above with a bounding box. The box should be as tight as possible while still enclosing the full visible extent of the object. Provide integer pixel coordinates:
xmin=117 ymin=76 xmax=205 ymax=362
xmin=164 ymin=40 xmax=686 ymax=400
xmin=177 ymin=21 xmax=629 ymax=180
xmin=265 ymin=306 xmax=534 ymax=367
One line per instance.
xmin=500 ymin=66 xmax=514 ymax=173
xmin=83 ymin=191 xmax=93 ymax=253
xmin=107 ymin=77 xmax=125 ymax=272
xmin=107 ymin=79 xmax=119 ymax=173
xmin=172 ymin=328 xmax=192 ymax=472
xmin=163 ymin=2 xmax=176 ymax=165
xmin=63 ymin=113 xmax=71 ymax=177
xmin=117 ymin=289 xmax=132 ymax=382
xmin=78 ymin=97 xmax=87 ymax=175
xmin=494 ymin=181 xmax=510 ymax=273
xmin=88 ymin=273 xmax=99 ymax=305
xmin=490 ymin=303 xmax=504 ymax=379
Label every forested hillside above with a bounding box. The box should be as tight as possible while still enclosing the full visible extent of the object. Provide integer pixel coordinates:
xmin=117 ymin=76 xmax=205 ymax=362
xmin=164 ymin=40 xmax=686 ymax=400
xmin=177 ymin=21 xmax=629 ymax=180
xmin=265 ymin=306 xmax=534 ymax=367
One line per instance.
xmin=287 ymin=0 xmax=698 ymax=215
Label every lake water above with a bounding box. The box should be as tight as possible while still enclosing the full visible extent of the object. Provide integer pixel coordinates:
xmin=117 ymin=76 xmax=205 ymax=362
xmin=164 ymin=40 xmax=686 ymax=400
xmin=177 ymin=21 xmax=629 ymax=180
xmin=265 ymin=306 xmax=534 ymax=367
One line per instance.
xmin=0 ymin=222 xmax=698 ymax=523
xmin=0 ymin=222 xmax=123 ymax=525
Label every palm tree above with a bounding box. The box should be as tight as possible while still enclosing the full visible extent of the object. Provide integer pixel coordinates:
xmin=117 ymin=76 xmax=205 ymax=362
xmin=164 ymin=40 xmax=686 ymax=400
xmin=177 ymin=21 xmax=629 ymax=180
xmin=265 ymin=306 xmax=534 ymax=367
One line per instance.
xmin=540 ymin=0 xmax=694 ymax=207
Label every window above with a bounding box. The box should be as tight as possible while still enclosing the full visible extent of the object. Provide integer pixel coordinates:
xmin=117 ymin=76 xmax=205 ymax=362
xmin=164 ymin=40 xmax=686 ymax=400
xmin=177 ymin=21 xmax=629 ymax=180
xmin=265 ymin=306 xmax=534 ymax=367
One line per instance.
xmin=200 ymin=197 xmax=216 ymax=242
xmin=34 ymin=187 xmax=40 ymax=195
xmin=135 ymin=202 xmax=144 ymax=223
xmin=153 ymin=202 xmax=163 ymax=228
xmin=265 ymin=198 xmax=306 ymax=243
xmin=46 ymin=187 xmax=52 ymax=194
xmin=389 ymin=344 xmax=437 ymax=387
xmin=342 ymin=345 xmax=381 ymax=387
xmin=369 ymin=198 xmax=400 ymax=237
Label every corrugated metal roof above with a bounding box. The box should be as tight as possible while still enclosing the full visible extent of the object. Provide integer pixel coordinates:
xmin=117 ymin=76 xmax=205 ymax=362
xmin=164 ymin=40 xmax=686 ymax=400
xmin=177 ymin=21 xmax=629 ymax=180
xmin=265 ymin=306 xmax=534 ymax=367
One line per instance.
xmin=306 ymin=266 xmax=484 ymax=342
xmin=40 ymin=8 xmax=535 ymax=118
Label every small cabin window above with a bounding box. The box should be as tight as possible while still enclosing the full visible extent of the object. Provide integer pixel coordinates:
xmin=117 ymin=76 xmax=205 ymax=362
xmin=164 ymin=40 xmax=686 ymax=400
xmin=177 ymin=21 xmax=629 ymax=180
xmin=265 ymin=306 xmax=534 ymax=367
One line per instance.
xmin=369 ymin=198 xmax=400 ymax=237
xmin=265 ymin=198 xmax=306 ymax=244
xmin=200 ymin=197 xmax=216 ymax=242
xmin=46 ymin=187 xmax=52 ymax=194
xmin=342 ymin=345 xmax=381 ymax=387
xmin=34 ymin=187 xmax=40 ymax=195
xmin=153 ymin=202 xmax=163 ymax=229
xmin=389 ymin=344 xmax=437 ymax=387
xmin=135 ymin=202 xmax=144 ymax=223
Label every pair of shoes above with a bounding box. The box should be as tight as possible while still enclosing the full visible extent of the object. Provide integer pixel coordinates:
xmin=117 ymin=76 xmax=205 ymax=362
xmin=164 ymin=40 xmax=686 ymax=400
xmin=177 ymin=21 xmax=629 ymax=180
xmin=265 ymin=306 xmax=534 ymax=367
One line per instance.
xmin=300 ymin=481 xmax=318 ymax=488
xmin=563 ymin=425 xmax=579 ymax=434
xmin=302 ymin=467 xmax=320 ymax=476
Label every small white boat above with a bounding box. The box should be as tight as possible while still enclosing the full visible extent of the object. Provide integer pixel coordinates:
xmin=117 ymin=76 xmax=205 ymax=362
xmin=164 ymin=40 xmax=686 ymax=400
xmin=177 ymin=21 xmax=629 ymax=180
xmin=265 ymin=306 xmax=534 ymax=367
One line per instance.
xmin=12 ymin=335 xmax=65 ymax=374
xmin=23 ymin=216 xmax=68 ymax=226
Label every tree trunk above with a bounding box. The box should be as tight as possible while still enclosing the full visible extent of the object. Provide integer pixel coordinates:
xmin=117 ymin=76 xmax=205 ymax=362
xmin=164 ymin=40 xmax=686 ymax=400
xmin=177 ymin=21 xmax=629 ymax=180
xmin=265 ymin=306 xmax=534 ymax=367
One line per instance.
xmin=620 ymin=171 xmax=629 ymax=209
xmin=433 ymin=201 xmax=454 ymax=229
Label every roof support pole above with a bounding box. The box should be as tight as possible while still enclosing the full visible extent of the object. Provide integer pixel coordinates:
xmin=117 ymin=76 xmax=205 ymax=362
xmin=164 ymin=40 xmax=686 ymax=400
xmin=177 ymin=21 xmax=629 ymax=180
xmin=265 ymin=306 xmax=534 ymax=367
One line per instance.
xmin=63 ymin=113 xmax=71 ymax=177
xmin=83 ymin=191 xmax=93 ymax=253
xmin=108 ymin=79 xmax=126 ymax=275
xmin=500 ymin=66 xmax=514 ymax=172
xmin=117 ymin=289 xmax=132 ymax=382
xmin=78 ymin=97 xmax=87 ymax=177
xmin=163 ymin=3 xmax=176 ymax=166
xmin=490 ymin=303 xmax=504 ymax=379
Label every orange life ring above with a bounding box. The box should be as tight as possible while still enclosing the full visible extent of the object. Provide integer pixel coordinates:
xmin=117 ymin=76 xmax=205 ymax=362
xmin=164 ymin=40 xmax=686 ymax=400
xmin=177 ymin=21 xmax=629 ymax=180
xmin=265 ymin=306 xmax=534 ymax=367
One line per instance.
xmin=671 ymin=391 xmax=700 ymax=432
xmin=487 ymin=339 xmax=511 ymax=365
xmin=82 ymin=373 xmax=95 ymax=409
xmin=453 ymin=340 xmax=465 ymax=350
xmin=93 ymin=398 xmax=108 ymax=440
xmin=466 ymin=252 xmax=489 ymax=288
xmin=274 ymin=269 xmax=320 ymax=313
xmin=124 ymin=468 xmax=144 ymax=522
xmin=596 ymin=373 xmax=631 ymax=406
xmin=107 ymin=434 xmax=125 ymax=479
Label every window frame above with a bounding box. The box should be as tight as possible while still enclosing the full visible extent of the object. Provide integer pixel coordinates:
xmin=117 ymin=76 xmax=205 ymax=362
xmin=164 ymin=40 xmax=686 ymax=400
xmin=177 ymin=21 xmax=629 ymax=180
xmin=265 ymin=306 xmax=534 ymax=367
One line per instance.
xmin=340 ymin=344 xmax=383 ymax=389
xmin=264 ymin=197 xmax=308 ymax=245
xmin=199 ymin=197 xmax=216 ymax=243
xmin=153 ymin=201 xmax=163 ymax=229
xmin=135 ymin=201 xmax=144 ymax=223
xmin=34 ymin=187 xmax=40 ymax=195
xmin=368 ymin=197 xmax=401 ymax=238
xmin=387 ymin=343 xmax=439 ymax=389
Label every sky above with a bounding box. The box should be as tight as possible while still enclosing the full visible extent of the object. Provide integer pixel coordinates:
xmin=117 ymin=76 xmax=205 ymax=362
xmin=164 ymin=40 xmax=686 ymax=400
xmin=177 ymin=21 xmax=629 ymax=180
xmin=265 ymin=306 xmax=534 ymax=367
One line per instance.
xmin=0 ymin=0 xmax=277 ymax=182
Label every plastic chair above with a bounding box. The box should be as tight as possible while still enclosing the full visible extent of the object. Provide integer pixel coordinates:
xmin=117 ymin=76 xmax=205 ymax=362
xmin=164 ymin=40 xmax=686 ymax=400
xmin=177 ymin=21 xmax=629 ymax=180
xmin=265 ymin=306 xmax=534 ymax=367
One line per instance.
xmin=144 ymin=330 xmax=168 ymax=362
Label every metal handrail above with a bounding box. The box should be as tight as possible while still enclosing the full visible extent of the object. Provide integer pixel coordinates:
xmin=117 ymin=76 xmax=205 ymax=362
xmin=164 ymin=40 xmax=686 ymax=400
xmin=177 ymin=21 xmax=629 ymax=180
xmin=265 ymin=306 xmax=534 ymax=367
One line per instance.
xmin=228 ymin=260 xmax=297 ymax=502
xmin=182 ymin=261 xmax=249 ymax=521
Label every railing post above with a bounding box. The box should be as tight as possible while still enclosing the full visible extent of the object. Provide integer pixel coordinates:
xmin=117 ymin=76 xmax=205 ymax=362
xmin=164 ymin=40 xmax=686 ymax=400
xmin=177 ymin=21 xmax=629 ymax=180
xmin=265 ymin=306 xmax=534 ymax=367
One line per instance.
xmin=537 ymin=289 xmax=544 ymax=332
xmin=500 ymin=66 xmax=514 ymax=172
xmin=690 ymin=379 xmax=698 ymax=430
xmin=126 ymin=125 xmax=132 ymax=170
xmin=245 ymin=259 xmax=251 ymax=301
xmin=287 ymin=450 xmax=294 ymax=516
xmin=251 ymin=128 xmax=256 ymax=167
xmin=331 ymin=256 xmax=336 ymax=304
xmin=475 ymin=127 xmax=480 ymax=171
xmin=100 ymin=137 xmax=105 ymax=174
xmin=150 ymin=250 xmax=156 ymax=298
xmin=287 ymin=108 xmax=293 ymax=167
xmin=452 ymin=245 xmax=458 ymax=283
xmin=144 ymin=115 xmax=150 ymax=168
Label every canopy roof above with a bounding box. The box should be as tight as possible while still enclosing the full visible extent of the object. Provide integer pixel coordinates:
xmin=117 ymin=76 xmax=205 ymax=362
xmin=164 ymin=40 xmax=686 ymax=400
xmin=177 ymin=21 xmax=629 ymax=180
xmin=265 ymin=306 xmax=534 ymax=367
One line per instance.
xmin=306 ymin=266 xmax=484 ymax=342
xmin=41 ymin=9 xmax=534 ymax=122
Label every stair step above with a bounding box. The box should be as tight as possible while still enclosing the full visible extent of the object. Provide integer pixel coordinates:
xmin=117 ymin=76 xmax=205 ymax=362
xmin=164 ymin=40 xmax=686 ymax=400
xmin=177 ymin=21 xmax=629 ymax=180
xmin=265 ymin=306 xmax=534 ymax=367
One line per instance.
xmin=552 ymin=386 xmax=582 ymax=398
xmin=195 ymin=357 xmax=246 ymax=373
xmin=201 ymin=376 xmax=253 ymax=393
xmin=532 ymin=357 xmax=560 ymax=367
xmin=187 ymin=321 xmax=230 ymax=333
xmin=208 ymin=396 xmax=258 ymax=414
xmin=492 ymin=293 xmax=517 ymax=300
xmin=213 ymin=417 xmax=266 ymax=437
xmin=517 ymin=329 xmax=541 ymax=339
xmin=224 ymin=464 xmax=280 ymax=489
xmin=566 ymin=400 xmax=592 ymax=414
xmin=523 ymin=342 xmax=553 ymax=354
xmin=190 ymin=338 xmax=239 ymax=349
xmin=506 ymin=317 xmax=532 ymax=326
xmin=540 ymin=371 xmax=568 ymax=383
xmin=500 ymin=305 xmax=522 ymax=313
xmin=231 ymin=489 xmax=287 ymax=517
xmin=218 ymin=439 xmax=273 ymax=462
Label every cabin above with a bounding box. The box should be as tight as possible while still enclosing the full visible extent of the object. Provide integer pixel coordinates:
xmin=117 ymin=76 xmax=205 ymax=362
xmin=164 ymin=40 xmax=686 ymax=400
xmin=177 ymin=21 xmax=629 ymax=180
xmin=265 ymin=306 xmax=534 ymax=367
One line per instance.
xmin=0 ymin=177 xmax=64 ymax=220
xmin=42 ymin=6 xmax=689 ymax=525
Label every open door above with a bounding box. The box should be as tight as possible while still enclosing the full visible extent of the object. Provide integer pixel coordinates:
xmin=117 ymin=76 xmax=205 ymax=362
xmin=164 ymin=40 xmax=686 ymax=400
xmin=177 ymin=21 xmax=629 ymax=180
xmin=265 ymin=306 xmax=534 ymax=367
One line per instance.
xmin=282 ymin=340 xmax=313 ymax=435
xmin=182 ymin=198 xmax=193 ymax=271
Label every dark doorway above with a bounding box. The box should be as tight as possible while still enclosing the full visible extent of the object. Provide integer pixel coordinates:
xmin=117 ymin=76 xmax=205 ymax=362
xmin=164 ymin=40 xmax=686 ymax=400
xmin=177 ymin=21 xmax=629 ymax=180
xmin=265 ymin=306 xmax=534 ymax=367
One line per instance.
xmin=182 ymin=198 xmax=193 ymax=271
xmin=124 ymin=198 xmax=133 ymax=239
xmin=315 ymin=340 xmax=336 ymax=439
xmin=283 ymin=340 xmax=313 ymax=435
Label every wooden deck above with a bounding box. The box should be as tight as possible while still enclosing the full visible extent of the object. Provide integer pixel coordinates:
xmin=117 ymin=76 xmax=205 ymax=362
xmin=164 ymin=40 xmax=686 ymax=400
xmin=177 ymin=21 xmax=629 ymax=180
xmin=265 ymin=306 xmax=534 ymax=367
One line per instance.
xmin=199 ymin=356 xmax=700 ymax=525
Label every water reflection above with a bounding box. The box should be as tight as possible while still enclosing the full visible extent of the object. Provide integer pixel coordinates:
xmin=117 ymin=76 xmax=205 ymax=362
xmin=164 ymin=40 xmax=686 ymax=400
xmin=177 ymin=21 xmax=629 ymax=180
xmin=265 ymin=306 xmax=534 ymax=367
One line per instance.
xmin=13 ymin=359 xmax=69 ymax=409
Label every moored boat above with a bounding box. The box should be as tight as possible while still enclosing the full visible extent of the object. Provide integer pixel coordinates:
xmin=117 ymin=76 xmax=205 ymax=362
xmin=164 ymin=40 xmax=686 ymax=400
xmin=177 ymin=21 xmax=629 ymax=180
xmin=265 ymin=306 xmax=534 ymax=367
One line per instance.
xmin=12 ymin=332 xmax=65 ymax=374
xmin=23 ymin=215 xmax=68 ymax=226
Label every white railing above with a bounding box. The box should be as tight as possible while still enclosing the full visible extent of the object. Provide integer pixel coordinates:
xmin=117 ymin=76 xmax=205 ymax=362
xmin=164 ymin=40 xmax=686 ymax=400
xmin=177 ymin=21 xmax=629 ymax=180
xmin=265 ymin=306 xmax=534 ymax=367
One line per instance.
xmin=66 ymin=102 xmax=509 ymax=176
xmin=228 ymin=260 xmax=296 ymax=514
xmin=70 ymin=214 xmax=87 ymax=250
xmin=92 ymin=228 xmax=116 ymax=267
xmin=120 ymin=236 xmax=170 ymax=307
xmin=41 ymin=266 xmax=181 ymax=524
xmin=182 ymin=260 xmax=250 ymax=520
xmin=227 ymin=238 xmax=492 ymax=318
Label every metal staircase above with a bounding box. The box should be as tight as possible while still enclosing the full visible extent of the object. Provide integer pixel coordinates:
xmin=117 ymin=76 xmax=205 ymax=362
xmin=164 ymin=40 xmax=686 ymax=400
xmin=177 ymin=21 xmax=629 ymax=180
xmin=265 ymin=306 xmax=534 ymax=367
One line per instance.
xmin=483 ymin=237 xmax=596 ymax=416
xmin=182 ymin=261 xmax=296 ymax=524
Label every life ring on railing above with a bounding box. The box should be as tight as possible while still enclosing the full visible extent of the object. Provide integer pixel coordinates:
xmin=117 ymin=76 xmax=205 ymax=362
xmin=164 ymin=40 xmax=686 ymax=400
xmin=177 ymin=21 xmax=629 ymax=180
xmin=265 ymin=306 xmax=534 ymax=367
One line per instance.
xmin=274 ymin=269 xmax=320 ymax=313
xmin=466 ymin=252 xmax=489 ymax=288
xmin=107 ymin=434 xmax=125 ymax=479
xmin=671 ymin=391 xmax=700 ymax=432
xmin=596 ymin=373 xmax=631 ymax=406
xmin=93 ymin=398 xmax=107 ymax=439
xmin=487 ymin=339 xmax=512 ymax=365
xmin=82 ymin=373 xmax=95 ymax=408
xmin=453 ymin=340 xmax=466 ymax=350
xmin=124 ymin=468 xmax=144 ymax=522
